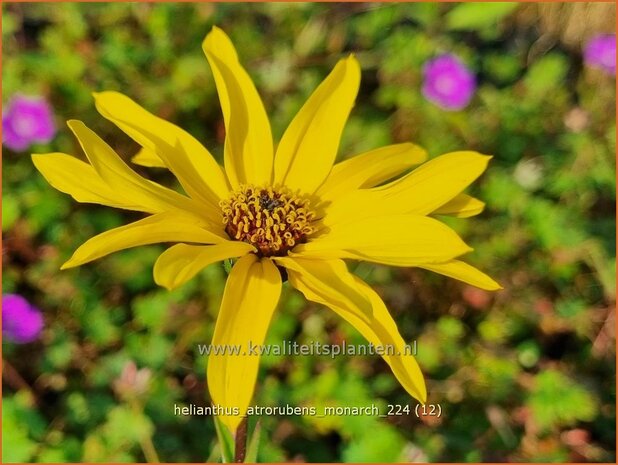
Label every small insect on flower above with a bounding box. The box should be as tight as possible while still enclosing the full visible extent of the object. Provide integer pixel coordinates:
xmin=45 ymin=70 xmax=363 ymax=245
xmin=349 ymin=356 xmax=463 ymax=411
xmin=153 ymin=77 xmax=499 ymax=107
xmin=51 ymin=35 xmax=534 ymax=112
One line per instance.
xmin=32 ymin=27 xmax=501 ymax=434
xmin=259 ymin=193 xmax=283 ymax=212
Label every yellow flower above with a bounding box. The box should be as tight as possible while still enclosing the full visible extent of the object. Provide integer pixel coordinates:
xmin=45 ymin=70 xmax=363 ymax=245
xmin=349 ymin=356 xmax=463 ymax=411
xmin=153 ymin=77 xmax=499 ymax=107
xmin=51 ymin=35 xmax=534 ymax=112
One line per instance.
xmin=32 ymin=27 xmax=501 ymax=434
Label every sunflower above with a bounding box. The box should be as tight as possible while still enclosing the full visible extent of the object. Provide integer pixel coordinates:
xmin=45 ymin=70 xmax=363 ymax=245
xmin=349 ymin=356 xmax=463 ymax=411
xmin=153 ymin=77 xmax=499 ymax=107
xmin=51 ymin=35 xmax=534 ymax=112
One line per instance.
xmin=32 ymin=27 xmax=500 ymax=434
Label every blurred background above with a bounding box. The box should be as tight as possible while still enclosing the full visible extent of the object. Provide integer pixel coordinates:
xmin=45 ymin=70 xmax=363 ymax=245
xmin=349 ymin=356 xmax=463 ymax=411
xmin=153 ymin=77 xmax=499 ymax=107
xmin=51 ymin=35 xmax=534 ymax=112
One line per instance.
xmin=2 ymin=2 xmax=616 ymax=462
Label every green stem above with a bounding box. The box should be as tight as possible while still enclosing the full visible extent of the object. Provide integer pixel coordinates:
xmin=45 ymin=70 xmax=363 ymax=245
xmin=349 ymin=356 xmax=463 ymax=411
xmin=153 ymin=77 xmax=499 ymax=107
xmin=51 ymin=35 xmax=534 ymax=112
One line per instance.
xmin=139 ymin=434 xmax=161 ymax=464
xmin=213 ymin=416 xmax=235 ymax=463
xmin=129 ymin=398 xmax=160 ymax=463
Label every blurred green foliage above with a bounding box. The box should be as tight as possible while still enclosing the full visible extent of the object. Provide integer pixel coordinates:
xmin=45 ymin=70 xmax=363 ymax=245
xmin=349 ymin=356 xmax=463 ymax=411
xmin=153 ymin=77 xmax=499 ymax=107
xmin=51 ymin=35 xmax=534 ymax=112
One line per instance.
xmin=2 ymin=3 xmax=615 ymax=463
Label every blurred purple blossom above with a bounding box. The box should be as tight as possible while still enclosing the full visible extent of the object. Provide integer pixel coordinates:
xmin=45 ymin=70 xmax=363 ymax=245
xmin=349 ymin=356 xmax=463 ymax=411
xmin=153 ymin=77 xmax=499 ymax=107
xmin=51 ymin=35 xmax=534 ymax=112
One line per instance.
xmin=422 ymin=54 xmax=476 ymax=111
xmin=584 ymin=34 xmax=616 ymax=75
xmin=2 ymin=94 xmax=56 ymax=151
xmin=2 ymin=294 xmax=44 ymax=343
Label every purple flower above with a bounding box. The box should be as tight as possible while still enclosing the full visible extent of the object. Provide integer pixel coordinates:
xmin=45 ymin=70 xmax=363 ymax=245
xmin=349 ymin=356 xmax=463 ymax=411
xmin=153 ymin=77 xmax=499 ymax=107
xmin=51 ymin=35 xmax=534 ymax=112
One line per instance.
xmin=422 ymin=54 xmax=476 ymax=111
xmin=2 ymin=294 xmax=44 ymax=343
xmin=2 ymin=94 xmax=56 ymax=151
xmin=584 ymin=34 xmax=616 ymax=75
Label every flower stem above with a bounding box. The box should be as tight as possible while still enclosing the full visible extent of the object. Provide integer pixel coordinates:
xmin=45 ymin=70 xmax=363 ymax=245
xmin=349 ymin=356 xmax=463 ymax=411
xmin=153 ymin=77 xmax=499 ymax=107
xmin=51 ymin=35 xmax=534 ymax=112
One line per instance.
xmin=140 ymin=434 xmax=161 ymax=464
xmin=129 ymin=398 xmax=160 ymax=463
xmin=234 ymin=417 xmax=248 ymax=463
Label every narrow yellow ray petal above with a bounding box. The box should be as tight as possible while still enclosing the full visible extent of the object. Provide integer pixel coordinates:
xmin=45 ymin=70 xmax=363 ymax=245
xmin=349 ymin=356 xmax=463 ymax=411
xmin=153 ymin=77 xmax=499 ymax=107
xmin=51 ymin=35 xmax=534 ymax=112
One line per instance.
xmin=295 ymin=214 xmax=472 ymax=266
xmin=66 ymin=120 xmax=219 ymax=224
xmin=275 ymin=256 xmax=426 ymax=403
xmin=433 ymin=194 xmax=485 ymax=218
xmin=203 ymin=26 xmax=273 ymax=188
xmin=153 ymin=242 xmax=255 ymax=290
xmin=207 ymin=255 xmax=282 ymax=434
xmin=316 ymin=143 xmax=428 ymax=202
xmin=419 ymin=260 xmax=503 ymax=290
xmin=32 ymin=152 xmax=145 ymax=211
xmin=131 ymin=147 xmax=166 ymax=168
xmin=324 ymin=151 xmax=491 ymax=226
xmin=93 ymin=91 xmax=229 ymax=207
xmin=62 ymin=212 xmax=225 ymax=269
xmin=274 ymin=55 xmax=361 ymax=194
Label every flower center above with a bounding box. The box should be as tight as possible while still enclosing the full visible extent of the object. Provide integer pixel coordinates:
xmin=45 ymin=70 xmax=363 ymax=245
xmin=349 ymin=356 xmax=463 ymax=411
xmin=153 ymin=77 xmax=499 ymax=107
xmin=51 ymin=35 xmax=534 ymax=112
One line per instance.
xmin=220 ymin=185 xmax=315 ymax=257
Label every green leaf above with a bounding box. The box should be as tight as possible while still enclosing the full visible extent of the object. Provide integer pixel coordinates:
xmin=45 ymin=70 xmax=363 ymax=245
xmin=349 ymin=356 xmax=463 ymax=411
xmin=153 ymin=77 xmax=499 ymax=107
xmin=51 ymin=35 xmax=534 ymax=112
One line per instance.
xmin=524 ymin=199 xmax=586 ymax=249
xmin=2 ymin=11 xmax=18 ymax=38
xmin=214 ymin=416 xmax=235 ymax=463
xmin=23 ymin=187 xmax=70 ymax=233
xmin=586 ymin=242 xmax=616 ymax=300
xmin=133 ymin=292 xmax=173 ymax=331
xmin=245 ymin=420 xmax=261 ymax=463
xmin=342 ymin=425 xmax=405 ymax=462
xmin=2 ymin=195 xmax=20 ymax=232
xmin=83 ymin=304 xmax=120 ymax=346
xmin=107 ymin=406 xmax=154 ymax=446
xmin=528 ymin=370 xmax=598 ymax=432
xmin=483 ymin=53 xmax=522 ymax=84
xmin=436 ymin=316 xmax=465 ymax=340
xmin=36 ymin=447 xmax=67 ymax=462
xmin=517 ymin=341 xmax=541 ymax=368
xmin=126 ymin=333 xmax=173 ymax=369
xmin=555 ymin=298 xmax=587 ymax=319
xmin=446 ymin=3 xmax=518 ymax=31
xmin=45 ymin=328 xmax=76 ymax=370
xmin=223 ymin=258 xmax=234 ymax=275
xmin=524 ymin=54 xmax=569 ymax=97
xmin=2 ymin=397 xmax=37 ymax=463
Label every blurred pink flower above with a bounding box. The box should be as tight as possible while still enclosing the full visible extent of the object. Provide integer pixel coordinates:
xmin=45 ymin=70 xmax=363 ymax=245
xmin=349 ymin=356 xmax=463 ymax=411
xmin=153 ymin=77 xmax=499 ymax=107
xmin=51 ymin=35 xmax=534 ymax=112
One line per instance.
xmin=2 ymin=94 xmax=56 ymax=151
xmin=422 ymin=54 xmax=476 ymax=111
xmin=113 ymin=360 xmax=152 ymax=398
xmin=583 ymin=34 xmax=616 ymax=75
xmin=2 ymin=293 xmax=44 ymax=343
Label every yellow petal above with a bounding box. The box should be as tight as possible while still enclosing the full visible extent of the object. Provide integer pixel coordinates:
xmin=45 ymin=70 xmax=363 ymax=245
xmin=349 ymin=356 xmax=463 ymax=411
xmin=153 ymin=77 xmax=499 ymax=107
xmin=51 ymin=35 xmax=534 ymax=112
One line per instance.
xmin=131 ymin=147 xmax=166 ymax=168
xmin=295 ymin=214 xmax=472 ymax=266
xmin=93 ymin=91 xmax=229 ymax=207
xmin=203 ymin=27 xmax=273 ymax=188
xmin=275 ymin=256 xmax=426 ymax=403
xmin=62 ymin=212 xmax=225 ymax=269
xmin=32 ymin=152 xmax=142 ymax=211
xmin=316 ymin=143 xmax=428 ymax=202
xmin=274 ymin=55 xmax=361 ymax=194
xmin=66 ymin=120 xmax=218 ymax=223
xmin=324 ymin=151 xmax=491 ymax=226
xmin=433 ymin=194 xmax=485 ymax=218
xmin=207 ymin=254 xmax=281 ymax=434
xmin=153 ymin=242 xmax=255 ymax=290
xmin=419 ymin=260 xmax=503 ymax=290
